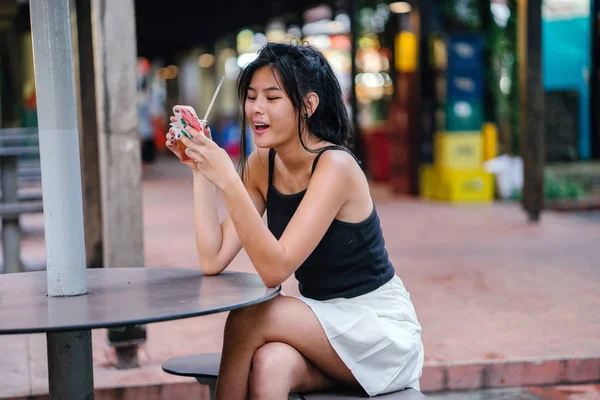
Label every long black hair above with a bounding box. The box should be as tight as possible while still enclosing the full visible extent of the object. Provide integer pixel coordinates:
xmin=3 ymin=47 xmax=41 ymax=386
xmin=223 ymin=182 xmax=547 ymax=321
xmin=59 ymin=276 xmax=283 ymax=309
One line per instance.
xmin=236 ymin=42 xmax=354 ymax=182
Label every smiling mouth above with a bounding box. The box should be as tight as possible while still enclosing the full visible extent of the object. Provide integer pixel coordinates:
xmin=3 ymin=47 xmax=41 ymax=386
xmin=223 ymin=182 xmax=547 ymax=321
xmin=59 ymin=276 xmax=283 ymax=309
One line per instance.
xmin=254 ymin=123 xmax=270 ymax=133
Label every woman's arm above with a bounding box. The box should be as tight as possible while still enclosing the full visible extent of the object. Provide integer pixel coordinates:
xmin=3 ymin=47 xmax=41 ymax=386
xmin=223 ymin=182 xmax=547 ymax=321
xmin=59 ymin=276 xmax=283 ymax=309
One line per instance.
xmin=192 ymin=149 xmax=267 ymax=275
xmin=179 ymin=126 xmax=359 ymax=287
xmin=219 ymin=151 xmax=356 ymax=287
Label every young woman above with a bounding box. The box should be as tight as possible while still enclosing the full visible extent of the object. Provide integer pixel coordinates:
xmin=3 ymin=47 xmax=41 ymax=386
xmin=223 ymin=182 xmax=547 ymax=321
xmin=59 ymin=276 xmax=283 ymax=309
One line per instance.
xmin=166 ymin=42 xmax=423 ymax=399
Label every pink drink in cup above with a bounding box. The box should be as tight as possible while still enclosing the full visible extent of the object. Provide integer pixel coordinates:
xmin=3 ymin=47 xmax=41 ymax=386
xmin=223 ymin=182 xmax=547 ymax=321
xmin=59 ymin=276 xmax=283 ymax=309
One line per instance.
xmin=172 ymin=76 xmax=225 ymax=163
xmin=172 ymin=105 xmax=207 ymax=163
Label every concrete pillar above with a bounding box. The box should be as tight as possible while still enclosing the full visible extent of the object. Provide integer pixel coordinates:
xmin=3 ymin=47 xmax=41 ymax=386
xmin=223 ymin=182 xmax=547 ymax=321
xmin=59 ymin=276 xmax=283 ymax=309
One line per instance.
xmin=75 ymin=0 xmax=104 ymax=270
xmin=92 ymin=0 xmax=146 ymax=367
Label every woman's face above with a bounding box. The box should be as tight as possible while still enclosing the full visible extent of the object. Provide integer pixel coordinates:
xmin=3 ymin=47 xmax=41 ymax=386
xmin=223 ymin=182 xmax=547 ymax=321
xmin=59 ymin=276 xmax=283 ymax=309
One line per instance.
xmin=244 ymin=66 xmax=298 ymax=149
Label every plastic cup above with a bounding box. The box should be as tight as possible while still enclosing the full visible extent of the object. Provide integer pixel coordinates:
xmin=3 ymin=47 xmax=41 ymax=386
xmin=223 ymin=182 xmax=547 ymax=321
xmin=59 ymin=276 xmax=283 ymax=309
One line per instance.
xmin=177 ymin=119 xmax=207 ymax=163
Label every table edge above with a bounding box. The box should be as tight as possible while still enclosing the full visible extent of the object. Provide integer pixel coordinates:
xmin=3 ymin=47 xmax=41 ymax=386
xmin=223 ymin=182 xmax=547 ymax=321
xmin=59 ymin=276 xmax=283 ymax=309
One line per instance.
xmin=0 ymin=269 xmax=281 ymax=334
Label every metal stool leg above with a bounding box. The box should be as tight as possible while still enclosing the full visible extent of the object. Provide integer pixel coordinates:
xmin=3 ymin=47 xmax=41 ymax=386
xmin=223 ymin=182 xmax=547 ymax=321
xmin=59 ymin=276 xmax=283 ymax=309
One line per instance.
xmin=196 ymin=377 xmax=217 ymax=400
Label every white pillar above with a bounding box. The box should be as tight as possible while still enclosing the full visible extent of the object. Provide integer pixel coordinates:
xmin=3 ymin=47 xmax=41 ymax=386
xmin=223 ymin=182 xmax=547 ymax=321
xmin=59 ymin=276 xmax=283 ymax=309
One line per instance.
xmin=30 ymin=0 xmax=86 ymax=297
xmin=30 ymin=0 xmax=94 ymax=398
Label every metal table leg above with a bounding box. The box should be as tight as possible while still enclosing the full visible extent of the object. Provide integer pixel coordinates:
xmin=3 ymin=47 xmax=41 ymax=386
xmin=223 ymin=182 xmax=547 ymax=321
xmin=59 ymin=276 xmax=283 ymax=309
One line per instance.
xmin=47 ymin=330 xmax=94 ymax=399
xmin=0 ymin=155 xmax=22 ymax=273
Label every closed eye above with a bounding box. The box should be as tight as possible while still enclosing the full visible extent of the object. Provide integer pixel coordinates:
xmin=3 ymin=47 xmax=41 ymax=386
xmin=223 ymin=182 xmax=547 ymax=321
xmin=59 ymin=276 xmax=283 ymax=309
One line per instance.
xmin=267 ymin=97 xmax=281 ymax=101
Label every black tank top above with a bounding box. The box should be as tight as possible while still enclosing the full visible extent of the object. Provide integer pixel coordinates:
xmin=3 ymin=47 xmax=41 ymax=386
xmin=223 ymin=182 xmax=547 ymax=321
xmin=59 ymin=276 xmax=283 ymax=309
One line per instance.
xmin=266 ymin=146 xmax=395 ymax=300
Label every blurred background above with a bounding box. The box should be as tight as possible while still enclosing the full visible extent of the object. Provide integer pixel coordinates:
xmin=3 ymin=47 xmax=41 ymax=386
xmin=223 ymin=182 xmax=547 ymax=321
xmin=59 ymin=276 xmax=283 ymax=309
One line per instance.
xmin=0 ymin=1 xmax=599 ymax=399
xmin=1 ymin=0 xmax=598 ymax=208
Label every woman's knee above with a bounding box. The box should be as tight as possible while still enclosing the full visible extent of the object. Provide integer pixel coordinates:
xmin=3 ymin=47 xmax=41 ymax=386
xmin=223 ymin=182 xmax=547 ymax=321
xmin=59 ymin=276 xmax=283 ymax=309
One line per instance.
xmin=224 ymin=297 xmax=286 ymax=337
xmin=249 ymin=343 xmax=298 ymax=397
xmin=224 ymin=302 xmax=262 ymax=334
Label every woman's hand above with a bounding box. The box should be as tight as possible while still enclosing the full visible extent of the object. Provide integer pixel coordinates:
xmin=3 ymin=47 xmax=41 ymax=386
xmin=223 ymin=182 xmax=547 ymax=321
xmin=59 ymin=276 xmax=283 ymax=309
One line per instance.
xmin=178 ymin=123 xmax=239 ymax=190
xmin=165 ymin=116 xmax=207 ymax=170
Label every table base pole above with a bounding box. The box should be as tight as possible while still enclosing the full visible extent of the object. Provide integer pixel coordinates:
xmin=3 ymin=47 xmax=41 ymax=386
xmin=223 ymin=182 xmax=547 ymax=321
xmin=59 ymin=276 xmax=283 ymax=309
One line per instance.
xmin=1 ymin=218 xmax=23 ymax=273
xmin=1 ymin=155 xmax=22 ymax=274
xmin=47 ymin=330 xmax=94 ymax=400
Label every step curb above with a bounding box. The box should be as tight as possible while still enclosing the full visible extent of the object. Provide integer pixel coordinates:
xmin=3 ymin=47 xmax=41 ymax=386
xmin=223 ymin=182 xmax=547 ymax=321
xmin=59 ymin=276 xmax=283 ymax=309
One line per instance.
xmin=6 ymin=356 xmax=600 ymax=399
xmin=421 ymin=356 xmax=600 ymax=393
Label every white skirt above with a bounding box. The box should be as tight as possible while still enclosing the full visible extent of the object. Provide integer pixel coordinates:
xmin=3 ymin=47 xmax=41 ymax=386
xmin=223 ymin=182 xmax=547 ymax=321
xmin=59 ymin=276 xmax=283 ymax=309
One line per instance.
xmin=293 ymin=275 xmax=424 ymax=397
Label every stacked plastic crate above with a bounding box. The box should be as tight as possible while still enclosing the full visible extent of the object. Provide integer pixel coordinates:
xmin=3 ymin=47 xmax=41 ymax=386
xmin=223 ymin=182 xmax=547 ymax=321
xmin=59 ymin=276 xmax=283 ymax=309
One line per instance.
xmin=420 ymin=33 xmax=494 ymax=203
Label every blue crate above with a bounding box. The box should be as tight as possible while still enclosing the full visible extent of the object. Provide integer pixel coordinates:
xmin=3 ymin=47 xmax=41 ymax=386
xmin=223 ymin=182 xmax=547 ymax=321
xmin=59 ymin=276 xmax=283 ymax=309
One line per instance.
xmin=447 ymin=33 xmax=483 ymax=71
xmin=446 ymin=67 xmax=483 ymax=101
xmin=445 ymin=100 xmax=484 ymax=131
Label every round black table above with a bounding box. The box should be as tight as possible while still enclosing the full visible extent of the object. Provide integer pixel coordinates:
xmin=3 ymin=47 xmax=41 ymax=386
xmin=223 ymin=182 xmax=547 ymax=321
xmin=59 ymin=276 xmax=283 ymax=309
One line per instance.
xmin=0 ymin=267 xmax=280 ymax=398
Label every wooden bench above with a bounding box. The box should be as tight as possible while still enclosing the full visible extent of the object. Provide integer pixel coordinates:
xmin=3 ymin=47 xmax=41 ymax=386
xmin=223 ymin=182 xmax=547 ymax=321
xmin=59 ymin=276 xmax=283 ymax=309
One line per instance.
xmin=162 ymin=353 xmax=427 ymax=399
xmin=0 ymin=128 xmax=43 ymax=273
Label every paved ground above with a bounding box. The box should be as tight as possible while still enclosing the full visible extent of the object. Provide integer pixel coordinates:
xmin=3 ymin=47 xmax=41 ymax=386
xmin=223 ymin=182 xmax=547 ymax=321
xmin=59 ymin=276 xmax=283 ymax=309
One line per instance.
xmin=429 ymin=385 xmax=600 ymax=400
xmin=575 ymin=211 xmax=600 ymax=222
xmin=1 ymin=154 xmax=599 ymax=399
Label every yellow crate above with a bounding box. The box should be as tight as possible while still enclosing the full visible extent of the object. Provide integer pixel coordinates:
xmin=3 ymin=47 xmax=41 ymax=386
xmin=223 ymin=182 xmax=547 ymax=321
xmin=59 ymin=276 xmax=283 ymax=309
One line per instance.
xmin=418 ymin=164 xmax=437 ymax=200
xmin=395 ymin=32 xmax=418 ymax=73
xmin=481 ymin=123 xmax=498 ymax=161
xmin=434 ymin=132 xmax=483 ymax=170
xmin=436 ymin=168 xmax=494 ymax=203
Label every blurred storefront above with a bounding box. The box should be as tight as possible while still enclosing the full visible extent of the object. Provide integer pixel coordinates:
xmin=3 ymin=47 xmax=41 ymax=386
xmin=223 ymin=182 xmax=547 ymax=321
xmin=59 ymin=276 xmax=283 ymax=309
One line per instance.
xmin=148 ymin=1 xmax=494 ymax=200
xmin=169 ymin=3 xmax=356 ymax=161
xmin=542 ymin=0 xmax=593 ymax=162
xmin=222 ymin=0 xmax=599 ymax=204
xmin=3 ymin=0 xmax=597 ymax=200
xmin=418 ymin=0 xmax=496 ymax=203
xmin=302 ymin=6 xmax=354 ymax=117
xmin=594 ymin=0 xmax=600 ymax=160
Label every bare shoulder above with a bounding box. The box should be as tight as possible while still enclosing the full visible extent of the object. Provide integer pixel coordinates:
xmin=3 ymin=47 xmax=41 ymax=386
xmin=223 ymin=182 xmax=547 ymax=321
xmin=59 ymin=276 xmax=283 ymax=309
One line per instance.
xmin=247 ymin=147 xmax=271 ymax=173
xmin=244 ymin=148 xmax=271 ymax=197
xmin=310 ymin=149 xmax=372 ymax=222
xmin=312 ymin=148 xmax=363 ymax=182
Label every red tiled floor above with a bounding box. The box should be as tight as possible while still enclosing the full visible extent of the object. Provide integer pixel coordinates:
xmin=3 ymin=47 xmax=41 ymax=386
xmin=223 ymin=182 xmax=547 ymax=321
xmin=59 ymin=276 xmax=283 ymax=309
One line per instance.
xmin=1 ymin=155 xmax=599 ymax=398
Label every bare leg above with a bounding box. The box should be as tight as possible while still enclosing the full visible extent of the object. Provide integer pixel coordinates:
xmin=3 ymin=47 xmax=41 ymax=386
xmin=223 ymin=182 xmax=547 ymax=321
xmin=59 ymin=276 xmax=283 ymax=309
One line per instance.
xmin=249 ymin=342 xmax=334 ymax=399
xmin=214 ymin=295 xmax=359 ymax=400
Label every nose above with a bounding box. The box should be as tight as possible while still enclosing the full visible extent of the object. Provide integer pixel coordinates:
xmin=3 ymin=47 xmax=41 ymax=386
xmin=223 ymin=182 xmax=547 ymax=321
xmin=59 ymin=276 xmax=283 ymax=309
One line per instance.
xmin=250 ymin=97 xmax=265 ymax=115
